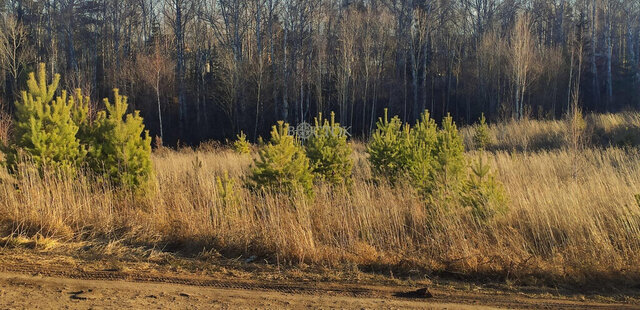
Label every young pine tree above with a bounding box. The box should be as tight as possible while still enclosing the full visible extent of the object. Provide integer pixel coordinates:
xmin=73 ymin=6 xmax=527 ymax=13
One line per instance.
xmin=89 ymin=89 xmax=153 ymax=191
xmin=462 ymin=155 xmax=508 ymax=221
xmin=305 ymin=112 xmax=353 ymax=186
xmin=233 ymin=131 xmax=251 ymax=154
xmin=367 ymin=109 xmax=412 ymax=182
xmin=216 ymin=171 xmax=239 ymax=211
xmin=6 ymin=63 xmax=86 ymax=173
xmin=407 ymin=110 xmax=439 ymax=194
xmin=249 ymin=121 xmax=313 ymax=197
xmin=473 ymin=113 xmax=493 ymax=150
xmin=430 ymin=114 xmax=467 ymax=200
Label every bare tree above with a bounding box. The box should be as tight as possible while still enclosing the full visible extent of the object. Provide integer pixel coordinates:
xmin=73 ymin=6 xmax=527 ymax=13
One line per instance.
xmin=251 ymin=0 xmax=268 ymax=139
xmin=567 ymin=28 xmax=585 ymax=179
xmin=509 ymin=14 xmax=538 ymax=119
xmin=0 ymin=14 xmax=31 ymax=99
xmin=477 ymin=30 xmax=507 ymax=117
xmin=602 ymin=0 xmax=618 ymax=108
xmin=137 ymin=42 xmax=174 ymax=141
xmin=623 ymin=0 xmax=640 ymax=108
xmin=336 ymin=8 xmax=357 ymax=125
xmin=164 ymin=0 xmax=196 ymax=134
xmin=280 ymin=0 xmax=319 ymax=123
xmin=200 ymin=0 xmax=250 ymax=131
xmin=589 ymin=0 xmax=600 ymax=108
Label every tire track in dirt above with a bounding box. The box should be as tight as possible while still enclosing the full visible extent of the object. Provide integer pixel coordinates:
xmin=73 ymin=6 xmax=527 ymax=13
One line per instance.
xmin=0 ymin=261 xmax=637 ymax=309
xmin=0 ymin=263 xmax=376 ymax=297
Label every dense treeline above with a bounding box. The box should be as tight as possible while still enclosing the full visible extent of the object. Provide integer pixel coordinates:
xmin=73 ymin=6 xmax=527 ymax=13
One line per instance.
xmin=0 ymin=0 xmax=638 ymax=145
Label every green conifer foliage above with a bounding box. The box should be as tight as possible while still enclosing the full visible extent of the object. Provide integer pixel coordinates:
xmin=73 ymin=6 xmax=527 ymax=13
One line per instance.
xmin=407 ymin=110 xmax=438 ymax=193
xmin=462 ymin=156 xmax=508 ymax=221
xmin=473 ymin=113 xmax=493 ymax=150
xmin=430 ymin=114 xmax=467 ymax=199
xmin=69 ymin=88 xmax=92 ymax=143
xmin=367 ymin=109 xmax=412 ymax=182
xmin=7 ymin=63 xmax=86 ymax=173
xmin=89 ymin=89 xmax=153 ymax=190
xmin=249 ymin=121 xmax=313 ymax=197
xmin=305 ymin=112 xmax=353 ymax=186
xmin=233 ymin=131 xmax=251 ymax=154
xmin=216 ymin=171 xmax=239 ymax=211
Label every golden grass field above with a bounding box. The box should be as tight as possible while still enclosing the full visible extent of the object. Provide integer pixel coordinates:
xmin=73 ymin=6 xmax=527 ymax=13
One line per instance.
xmin=1 ymin=113 xmax=640 ymax=288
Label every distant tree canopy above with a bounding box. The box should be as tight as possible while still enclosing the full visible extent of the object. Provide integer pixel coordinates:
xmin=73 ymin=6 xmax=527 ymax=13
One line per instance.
xmin=0 ymin=0 xmax=638 ymax=145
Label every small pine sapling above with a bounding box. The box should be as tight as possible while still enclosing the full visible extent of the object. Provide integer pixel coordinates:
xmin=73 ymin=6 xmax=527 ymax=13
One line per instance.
xmin=233 ymin=131 xmax=251 ymax=154
xmin=89 ymin=89 xmax=153 ymax=191
xmin=249 ymin=121 xmax=313 ymax=197
xmin=6 ymin=63 xmax=86 ymax=174
xmin=462 ymin=155 xmax=508 ymax=221
xmin=216 ymin=171 xmax=240 ymax=211
xmin=473 ymin=113 xmax=493 ymax=150
xmin=305 ymin=112 xmax=353 ymax=186
xmin=408 ymin=110 xmax=439 ymax=194
xmin=430 ymin=114 xmax=467 ymax=201
xmin=367 ymin=109 xmax=412 ymax=182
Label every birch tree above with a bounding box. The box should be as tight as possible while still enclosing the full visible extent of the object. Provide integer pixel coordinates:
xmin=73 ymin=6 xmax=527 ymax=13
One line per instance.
xmin=509 ymin=14 xmax=538 ymax=119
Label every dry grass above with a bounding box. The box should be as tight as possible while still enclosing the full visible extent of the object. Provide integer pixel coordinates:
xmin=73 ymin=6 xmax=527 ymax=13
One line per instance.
xmin=0 ymin=109 xmax=12 ymax=157
xmin=462 ymin=112 xmax=640 ymax=151
xmin=1 ymin=114 xmax=640 ymax=287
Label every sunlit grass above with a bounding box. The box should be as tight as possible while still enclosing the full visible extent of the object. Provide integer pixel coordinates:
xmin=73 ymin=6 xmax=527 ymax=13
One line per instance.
xmin=1 ymin=113 xmax=640 ymax=286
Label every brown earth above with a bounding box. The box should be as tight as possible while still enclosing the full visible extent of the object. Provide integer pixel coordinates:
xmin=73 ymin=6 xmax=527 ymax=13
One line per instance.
xmin=0 ymin=248 xmax=638 ymax=309
xmin=2 ymin=270 xmax=638 ymax=310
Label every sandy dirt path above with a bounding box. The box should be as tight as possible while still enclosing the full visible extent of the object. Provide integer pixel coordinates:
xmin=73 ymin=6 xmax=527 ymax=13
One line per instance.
xmin=0 ymin=270 xmax=637 ymax=309
xmin=0 ymin=249 xmax=637 ymax=309
xmin=0 ymin=271 xmax=484 ymax=309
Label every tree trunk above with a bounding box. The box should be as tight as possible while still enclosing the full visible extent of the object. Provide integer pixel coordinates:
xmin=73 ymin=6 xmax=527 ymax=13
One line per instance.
xmin=605 ymin=14 xmax=613 ymax=108
xmin=156 ymin=74 xmax=163 ymax=141
xmin=175 ymin=3 xmax=187 ymax=135
xmin=282 ymin=27 xmax=289 ymax=122
xmin=590 ymin=0 xmax=600 ymax=108
xmin=269 ymin=0 xmax=278 ymax=121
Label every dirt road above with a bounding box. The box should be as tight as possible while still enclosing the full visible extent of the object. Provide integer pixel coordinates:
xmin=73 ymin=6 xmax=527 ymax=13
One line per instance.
xmin=0 ymin=248 xmax=637 ymax=309
xmin=0 ymin=271 xmax=481 ymax=309
xmin=0 ymin=270 xmax=637 ymax=309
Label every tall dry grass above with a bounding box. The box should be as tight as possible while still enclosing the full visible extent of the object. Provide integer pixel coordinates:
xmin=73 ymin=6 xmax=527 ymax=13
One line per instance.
xmin=1 ymin=114 xmax=640 ymax=287
xmin=0 ymin=108 xmax=12 ymax=152
xmin=461 ymin=112 xmax=640 ymax=151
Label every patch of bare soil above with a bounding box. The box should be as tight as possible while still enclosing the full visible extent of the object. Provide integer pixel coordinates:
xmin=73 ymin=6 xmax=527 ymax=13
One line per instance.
xmin=0 ymin=249 xmax=638 ymax=309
